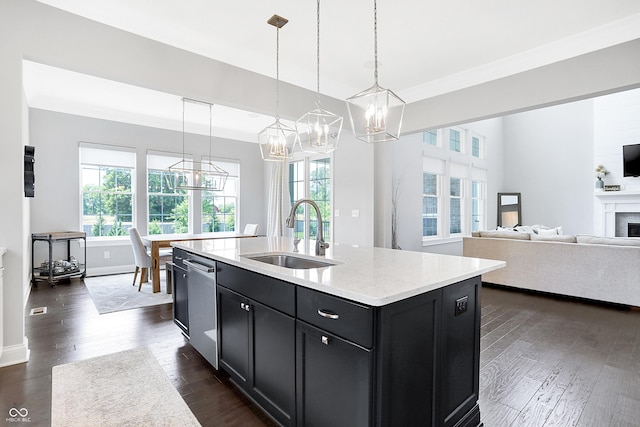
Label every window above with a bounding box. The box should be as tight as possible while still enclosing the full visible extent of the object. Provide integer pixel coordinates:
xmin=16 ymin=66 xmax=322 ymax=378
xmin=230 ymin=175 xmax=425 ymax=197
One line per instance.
xmin=471 ymin=180 xmax=483 ymax=232
xmin=80 ymin=143 xmax=135 ymax=237
xmin=422 ymin=173 xmax=440 ymax=237
xmin=288 ymin=156 xmax=332 ymax=241
xmin=423 ymin=130 xmax=438 ymax=146
xmin=202 ymin=160 xmax=239 ymax=232
xmin=472 ymin=136 xmax=480 ymax=157
xmin=450 ymin=177 xmax=462 ymax=234
xmin=147 ymin=153 xmax=190 ymax=234
xmin=449 ymin=129 xmax=462 ymax=152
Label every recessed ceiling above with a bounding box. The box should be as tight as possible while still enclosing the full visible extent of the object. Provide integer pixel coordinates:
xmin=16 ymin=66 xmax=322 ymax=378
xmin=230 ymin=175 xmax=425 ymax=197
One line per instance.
xmin=26 ymin=0 xmax=640 ymax=139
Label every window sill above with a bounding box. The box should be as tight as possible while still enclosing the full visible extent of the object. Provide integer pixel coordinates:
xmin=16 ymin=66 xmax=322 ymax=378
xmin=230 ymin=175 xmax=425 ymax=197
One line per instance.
xmin=421 ymin=236 xmax=463 ymax=247
xmin=85 ymin=236 xmax=130 ymax=247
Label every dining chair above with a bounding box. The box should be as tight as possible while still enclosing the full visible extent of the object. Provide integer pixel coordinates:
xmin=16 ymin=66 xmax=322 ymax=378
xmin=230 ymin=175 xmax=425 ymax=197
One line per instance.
xmin=243 ymin=223 xmax=259 ymax=235
xmin=128 ymin=227 xmax=151 ymax=291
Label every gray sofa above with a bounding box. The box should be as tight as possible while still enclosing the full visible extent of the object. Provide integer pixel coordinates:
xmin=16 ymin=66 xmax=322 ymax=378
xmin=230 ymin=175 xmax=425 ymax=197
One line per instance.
xmin=463 ymin=231 xmax=640 ymax=307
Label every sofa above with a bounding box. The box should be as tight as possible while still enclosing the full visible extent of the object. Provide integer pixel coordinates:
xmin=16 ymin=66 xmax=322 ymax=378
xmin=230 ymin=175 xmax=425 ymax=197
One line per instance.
xmin=463 ymin=230 xmax=640 ymax=307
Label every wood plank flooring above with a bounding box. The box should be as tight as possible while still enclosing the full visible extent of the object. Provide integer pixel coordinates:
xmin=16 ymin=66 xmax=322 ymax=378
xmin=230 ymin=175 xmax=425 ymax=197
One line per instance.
xmin=1 ymin=280 xmax=639 ymax=426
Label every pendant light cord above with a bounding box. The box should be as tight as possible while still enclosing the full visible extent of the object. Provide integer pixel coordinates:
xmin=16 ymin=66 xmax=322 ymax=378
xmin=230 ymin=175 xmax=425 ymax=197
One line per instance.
xmin=373 ymin=0 xmax=378 ymax=84
xmin=316 ymin=0 xmax=321 ymax=105
xmin=275 ymin=23 xmax=280 ymax=120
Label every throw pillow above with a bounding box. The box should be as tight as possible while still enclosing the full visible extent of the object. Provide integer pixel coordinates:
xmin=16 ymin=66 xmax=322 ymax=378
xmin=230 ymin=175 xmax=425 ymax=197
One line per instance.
xmin=531 ymin=234 xmax=577 ymax=243
xmin=537 ymin=227 xmax=563 ymax=236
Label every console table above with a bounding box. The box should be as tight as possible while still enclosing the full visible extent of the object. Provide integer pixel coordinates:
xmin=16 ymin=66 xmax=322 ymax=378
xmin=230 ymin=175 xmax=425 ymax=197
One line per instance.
xmin=31 ymin=231 xmax=86 ymax=287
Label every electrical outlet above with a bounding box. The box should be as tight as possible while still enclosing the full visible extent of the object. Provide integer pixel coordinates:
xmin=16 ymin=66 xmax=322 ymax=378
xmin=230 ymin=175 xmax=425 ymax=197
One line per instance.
xmin=104 ymin=251 xmax=110 ymax=259
xmin=455 ymin=296 xmax=468 ymax=316
xmin=352 ymin=209 xmax=360 ymax=218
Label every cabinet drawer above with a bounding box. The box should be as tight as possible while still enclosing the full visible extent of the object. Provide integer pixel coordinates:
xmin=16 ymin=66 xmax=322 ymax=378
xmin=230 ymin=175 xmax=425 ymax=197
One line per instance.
xmin=216 ymin=262 xmax=295 ymax=316
xmin=297 ymin=287 xmax=373 ymax=348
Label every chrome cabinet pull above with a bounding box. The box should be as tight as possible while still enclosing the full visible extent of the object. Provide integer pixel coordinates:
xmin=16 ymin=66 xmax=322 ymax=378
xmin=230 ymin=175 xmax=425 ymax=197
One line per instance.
xmin=317 ymin=309 xmax=339 ymax=320
xmin=321 ymin=336 xmax=330 ymax=345
xmin=240 ymin=302 xmax=250 ymax=312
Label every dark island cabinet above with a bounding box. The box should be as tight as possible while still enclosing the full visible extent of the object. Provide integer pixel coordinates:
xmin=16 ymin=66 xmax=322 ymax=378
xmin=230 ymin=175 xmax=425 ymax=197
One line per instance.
xmin=296 ymin=320 xmax=373 ymax=426
xmin=214 ymin=259 xmax=483 ymax=427
xmin=217 ymin=262 xmax=296 ymax=427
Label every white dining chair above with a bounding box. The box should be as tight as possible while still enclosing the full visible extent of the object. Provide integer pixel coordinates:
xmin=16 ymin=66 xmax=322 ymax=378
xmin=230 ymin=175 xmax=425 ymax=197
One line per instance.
xmin=243 ymin=224 xmax=259 ymax=235
xmin=128 ymin=227 xmax=152 ymax=291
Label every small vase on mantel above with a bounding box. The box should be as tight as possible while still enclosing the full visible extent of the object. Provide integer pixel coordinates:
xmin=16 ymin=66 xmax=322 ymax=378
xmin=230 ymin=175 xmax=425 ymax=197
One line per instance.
xmin=595 ymin=177 xmax=604 ymax=191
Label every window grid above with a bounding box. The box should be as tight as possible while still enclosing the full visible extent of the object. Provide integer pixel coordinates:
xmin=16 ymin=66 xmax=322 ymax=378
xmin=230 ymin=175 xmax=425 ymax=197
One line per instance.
xmin=81 ymin=165 xmax=133 ymax=237
xmin=422 ymin=173 xmax=439 ymax=237
xmin=147 ymin=169 xmax=190 ymax=234
xmin=472 ymin=137 xmax=480 ymax=157
xmin=423 ymin=130 xmax=438 ymax=146
xmin=449 ymin=129 xmax=461 ymax=152
xmin=471 ymin=180 xmax=485 ymax=232
xmin=450 ymin=177 xmax=463 ymax=234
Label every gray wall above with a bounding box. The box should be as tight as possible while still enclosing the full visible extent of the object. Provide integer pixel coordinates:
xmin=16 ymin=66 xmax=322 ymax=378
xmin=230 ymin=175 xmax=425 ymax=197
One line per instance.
xmin=503 ymin=100 xmax=595 ymax=235
xmin=29 ymin=109 xmax=266 ymax=275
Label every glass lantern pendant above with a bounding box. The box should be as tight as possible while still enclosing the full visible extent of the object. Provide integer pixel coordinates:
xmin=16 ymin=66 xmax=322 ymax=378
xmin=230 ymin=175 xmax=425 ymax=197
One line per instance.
xmin=346 ymin=0 xmax=405 ymax=143
xmin=258 ymin=14 xmax=297 ymax=162
xmin=296 ymin=0 xmax=343 ymax=154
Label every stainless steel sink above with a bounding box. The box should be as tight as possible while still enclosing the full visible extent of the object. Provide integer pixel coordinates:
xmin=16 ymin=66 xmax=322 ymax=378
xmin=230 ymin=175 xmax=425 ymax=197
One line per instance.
xmin=243 ymin=253 xmax=339 ymax=269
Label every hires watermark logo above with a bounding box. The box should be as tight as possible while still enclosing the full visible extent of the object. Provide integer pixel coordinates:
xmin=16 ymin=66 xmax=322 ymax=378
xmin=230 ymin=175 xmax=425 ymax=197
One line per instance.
xmin=7 ymin=407 xmax=31 ymax=423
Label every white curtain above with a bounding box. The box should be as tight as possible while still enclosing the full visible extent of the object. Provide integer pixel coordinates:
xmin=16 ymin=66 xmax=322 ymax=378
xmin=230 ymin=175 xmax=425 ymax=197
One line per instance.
xmin=267 ymin=162 xmax=285 ymax=237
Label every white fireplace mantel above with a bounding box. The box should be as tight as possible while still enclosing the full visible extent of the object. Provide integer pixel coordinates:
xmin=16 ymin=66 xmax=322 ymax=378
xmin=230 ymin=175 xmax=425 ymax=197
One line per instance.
xmin=594 ymin=190 xmax=640 ymax=236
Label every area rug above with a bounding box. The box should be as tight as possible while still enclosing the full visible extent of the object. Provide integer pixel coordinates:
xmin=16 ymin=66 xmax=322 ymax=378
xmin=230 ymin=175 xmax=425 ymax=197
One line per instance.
xmin=51 ymin=347 xmax=200 ymax=427
xmin=84 ymin=271 xmax=172 ymax=314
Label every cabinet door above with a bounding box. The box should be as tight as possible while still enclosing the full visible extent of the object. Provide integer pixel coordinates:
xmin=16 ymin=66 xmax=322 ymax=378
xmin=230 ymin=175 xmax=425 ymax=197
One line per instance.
xmin=172 ymin=264 xmax=189 ymax=336
xmin=251 ymin=301 xmax=295 ymax=426
xmin=218 ymin=286 xmax=250 ymax=386
xmin=296 ymin=320 xmax=373 ymax=427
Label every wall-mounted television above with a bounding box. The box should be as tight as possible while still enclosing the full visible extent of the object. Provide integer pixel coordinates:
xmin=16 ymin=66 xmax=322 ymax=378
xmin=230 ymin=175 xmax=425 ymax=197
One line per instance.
xmin=623 ymin=143 xmax=640 ymax=177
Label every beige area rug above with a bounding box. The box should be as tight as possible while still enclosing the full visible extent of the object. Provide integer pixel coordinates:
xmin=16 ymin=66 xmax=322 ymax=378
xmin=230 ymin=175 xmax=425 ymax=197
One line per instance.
xmin=84 ymin=271 xmax=172 ymax=314
xmin=51 ymin=347 xmax=200 ymax=427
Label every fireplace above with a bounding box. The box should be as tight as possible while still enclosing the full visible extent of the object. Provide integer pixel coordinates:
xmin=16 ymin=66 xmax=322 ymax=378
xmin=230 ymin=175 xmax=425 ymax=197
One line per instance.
xmin=629 ymin=223 xmax=640 ymax=238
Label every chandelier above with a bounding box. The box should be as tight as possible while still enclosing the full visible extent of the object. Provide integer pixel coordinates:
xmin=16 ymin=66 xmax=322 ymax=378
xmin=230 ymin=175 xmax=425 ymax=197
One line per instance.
xmin=346 ymin=0 xmax=405 ymax=143
xmin=257 ymin=15 xmax=298 ymax=162
xmin=295 ymin=0 xmax=343 ymax=154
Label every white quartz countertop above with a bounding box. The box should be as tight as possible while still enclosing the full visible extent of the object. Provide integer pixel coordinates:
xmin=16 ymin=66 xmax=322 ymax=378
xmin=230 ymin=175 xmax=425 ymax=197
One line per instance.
xmin=172 ymin=237 xmax=505 ymax=306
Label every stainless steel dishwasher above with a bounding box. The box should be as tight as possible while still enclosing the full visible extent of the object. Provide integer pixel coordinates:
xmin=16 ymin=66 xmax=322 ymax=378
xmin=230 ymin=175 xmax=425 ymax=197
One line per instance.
xmin=183 ymin=255 xmax=218 ymax=369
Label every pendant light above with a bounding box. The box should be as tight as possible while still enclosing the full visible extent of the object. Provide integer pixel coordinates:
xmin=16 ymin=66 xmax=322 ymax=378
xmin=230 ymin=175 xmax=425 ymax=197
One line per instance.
xmin=258 ymin=15 xmax=298 ymax=162
xmin=346 ymin=0 xmax=405 ymax=143
xmin=168 ymin=98 xmax=229 ymax=191
xmin=295 ymin=0 xmax=343 ymax=154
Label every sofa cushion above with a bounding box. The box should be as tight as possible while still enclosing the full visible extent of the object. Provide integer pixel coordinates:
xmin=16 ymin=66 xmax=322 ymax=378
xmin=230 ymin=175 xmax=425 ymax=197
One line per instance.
xmin=531 ymin=233 xmax=577 ymax=243
xmin=478 ymin=230 xmax=531 ymax=240
xmin=576 ymin=235 xmax=640 ymax=246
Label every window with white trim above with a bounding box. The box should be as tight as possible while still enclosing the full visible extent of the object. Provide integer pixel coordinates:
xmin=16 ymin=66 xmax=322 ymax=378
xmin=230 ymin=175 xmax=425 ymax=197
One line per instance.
xmin=80 ymin=143 xmax=135 ymax=238
xmin=147 ymin=152 xmax=191 ymax=234
xmin=423 ymin=129 xmax=438 ymax=146
xmin=422 ymin=127 xmax=488 ymax=243
xmin=288 ymin=156 xmax=332 ymax=241
xmin=449 ymin=128 xmax=463 ymax=153
xmin=202 ymin=160 xmax=239 ymax=232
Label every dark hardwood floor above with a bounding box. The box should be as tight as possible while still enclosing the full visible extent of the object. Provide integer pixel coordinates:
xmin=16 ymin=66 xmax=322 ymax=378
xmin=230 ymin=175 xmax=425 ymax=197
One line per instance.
xmin=1 ymin=279 xmax=639 ymax=426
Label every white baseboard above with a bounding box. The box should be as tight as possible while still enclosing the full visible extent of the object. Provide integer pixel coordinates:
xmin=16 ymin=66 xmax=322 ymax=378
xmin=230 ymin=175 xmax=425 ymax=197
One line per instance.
xmin=86 ymin=265 xmax=136 ymax=277
xmin=0 ymin=338 xmax=30 ymax=368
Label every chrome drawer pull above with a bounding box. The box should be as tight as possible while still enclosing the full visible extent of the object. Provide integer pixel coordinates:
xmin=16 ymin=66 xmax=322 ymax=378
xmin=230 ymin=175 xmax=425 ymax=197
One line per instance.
xmin=317 ymin=309 xmax=339 ymax=320
xmin=321 ymin=336 xmax=330 ymax=345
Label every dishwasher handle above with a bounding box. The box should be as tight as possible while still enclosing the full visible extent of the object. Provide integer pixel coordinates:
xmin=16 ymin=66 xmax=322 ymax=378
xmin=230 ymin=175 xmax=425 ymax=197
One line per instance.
xmin=183 ymin=259 xmax=216 ymax=273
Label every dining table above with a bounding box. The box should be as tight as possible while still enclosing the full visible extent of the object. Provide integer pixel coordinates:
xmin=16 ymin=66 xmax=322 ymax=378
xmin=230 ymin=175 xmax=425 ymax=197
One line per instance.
xmin=140 ymin=231 xmax=257 ymax=293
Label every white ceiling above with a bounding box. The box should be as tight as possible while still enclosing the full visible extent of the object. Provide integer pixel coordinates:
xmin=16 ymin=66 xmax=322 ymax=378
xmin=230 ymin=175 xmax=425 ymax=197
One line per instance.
xmin=24 ymin=0 xmax=640 ymax=142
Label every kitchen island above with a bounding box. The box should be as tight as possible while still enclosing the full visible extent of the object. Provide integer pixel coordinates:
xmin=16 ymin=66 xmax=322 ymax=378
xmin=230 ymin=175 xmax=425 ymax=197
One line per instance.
xmin=173 ymin=237 xmax=504 ymax=427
